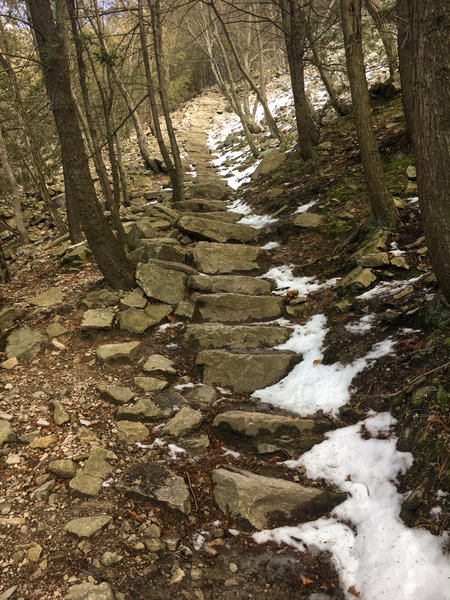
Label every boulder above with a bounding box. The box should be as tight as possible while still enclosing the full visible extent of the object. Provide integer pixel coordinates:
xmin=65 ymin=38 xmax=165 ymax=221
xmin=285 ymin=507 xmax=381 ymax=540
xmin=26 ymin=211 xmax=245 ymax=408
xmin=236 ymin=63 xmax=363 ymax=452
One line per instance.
xmin=65 ymin=582 xmax=114 ymax=600
xmin=293 ymin=213 xmax=325 ymax=228
xmin=164 ymin=407 xmax=204 ymax=438
xmin=136 ymin=261 xmax=186 ymax=305
xmin=336 ymin=266 xmax=376 ymax=291
xmin=143 ymin=354 xmax=176 ymax=374
xmin=96 ymin=341 xmax=141 ymax=362
xmin=192 ymin=242 xmax=261 ymax=274
xmin=97 ymin=384 xmax=135 ymax=405
xmin=252 ymin=150 xmax=286 ymax=178
xmin=188 ymin=183 xmax=229 ymax=200
xmin=47 ymin=459 xmax=77 ymax=479
xmin=120 ymin=289 xmax=147 ymax=310
xmin=188 ymin=274 xmax=271 ymax=296
xmin=119 ymin=308 xmax=154 ymax=334
xmin=185 ymin=385 xmax=217 ymax=407
xmin=6 ymin=327 xmax=46 ymax=360
xmin=178 ymin=215 xmax=258 ymax=244
xmin=130 ymin=240 xmax=185 ymax=265
xmin=117 ymin=398 xmax=162 ymax=421
xmin=196 ymin=349 xmax=299 ymax=393
xmin=196 ymin=294 xmax=284 ymax=323
xmin=81 ymin=290 xmax=118 ymax=309
xmin=117 ymin=420 xmax=150 ymax=444
xmin=185 ymin=323 xmax=292 ymax=349
xmin=133 ymin=377 xmax=168 ymax=392
xmin=212 ymin=468 xmax=344 ymax=529
xmin=64 ymin=515 xmax=112 ymax=538
xmin=80 ymin=309 xmax=115 ymax=331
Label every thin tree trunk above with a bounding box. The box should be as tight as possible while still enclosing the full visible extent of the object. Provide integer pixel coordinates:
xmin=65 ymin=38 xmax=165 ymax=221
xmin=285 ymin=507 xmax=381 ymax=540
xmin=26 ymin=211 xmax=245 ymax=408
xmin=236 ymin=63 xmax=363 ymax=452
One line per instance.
xmin=0 ymin=240 xmax=9 ymax=283
xmin=396 ymin=0 xmax=414 ymax=137
xmin=341 ymin=0 xmax=399 ymax=228
xmin=365 ymin=0 xmax=398 ymax=80
xmin=27 ymin=0 xmax=135 ymax=290
xmin=115 ymin=132 xmax=129 ymax=207
xmin=0 ymin=129 xmax=29 ymax=244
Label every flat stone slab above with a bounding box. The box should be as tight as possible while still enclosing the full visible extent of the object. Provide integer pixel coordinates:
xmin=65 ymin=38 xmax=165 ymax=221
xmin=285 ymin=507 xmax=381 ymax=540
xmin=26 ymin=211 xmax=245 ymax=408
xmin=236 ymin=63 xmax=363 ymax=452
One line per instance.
xmin=188 ymin=274 xmax=271 ymax=296
xmin=196 ymin=349 xmax=299 ymax=393
xmin=30 ymin=286 xmax=63 ymax=307
xmin=69 ymin=472 xmax=103 ymax=496
xmin=64 ymin=515 xmax=112 ymax=538
xmin=97 ymin=384 xmax=135 ymax=405
xmin=81 ymin=309 xmax=115 ymax=331
xmin=181 ymin=211 xmax=240 ymax=223
xmin=143 ymin=354 xmax=176 ymax=374
xmin=117 ymin=420 xmax=150 ymax=444
xmin=96 ymin=341 xmax=141 ymax=362
xmin=117 ymin=398 xmax=162 ymax=421
xmin=196 ymin=294 xmax=284 ymax=323
xmin=0 ymin=420 xmax=15 ymax=447
xmin=212 ymin=468 xmax=344 ymax=530
xmin=6 ymin=327 xmax=46 ymax=360
xmin=65 ymin=582 xmax=114 ymax=600
xmin=252 ymin=150 xmax=286 ymax=178
xmin=213 ymin=411 xmax=325 ymax=456
xmin=164 ymin=407 xmax=204 ymax=438
xmin=134 ymin=377 xmax=168 ymax=392
xmin=192 ymin=243 xmax=261 ymax=274
xmin=293 ymin=213 xmax=325 ymax=228
xmin=119 ymin=308 xmax=154 ymax=334
xmin=47 ymin=459 xmax=77 ymax=479
xmin=188 ymin=183 xmax=229 ymax=200
xmin=82 ymin=290 xmax=118 ymax=309
xmin=185 ymin=323 xmax=292 ymax=349
xmin=144 ymin=303 xmax=173 ymax=324
xmin=178 ymin=215 xmax=258 ymax=243
xmin=120 ymin=289 xmax=147 ymax=310
xmin=46 ymin=322 xmax=68 ymax=337
xmin=118 ymin=462 xmax=191 ymax=514
xmin=173 ymin=199 xmax=229 ymax=212
xmin=136 ymin=261 xmax=186 ymax=305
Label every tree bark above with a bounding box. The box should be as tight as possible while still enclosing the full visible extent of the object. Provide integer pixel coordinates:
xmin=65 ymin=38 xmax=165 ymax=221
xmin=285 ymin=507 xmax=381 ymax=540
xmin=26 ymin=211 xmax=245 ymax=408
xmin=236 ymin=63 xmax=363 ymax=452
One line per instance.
xmin=364 ymin=0 xmax=398 ymax=80
xmin=341 ymin=0 xmax=399 ymax=227
xmin=398 ymin=0 xmax=450 ymax=302
xmin=26 ymin=0 xmax=135 ymax=290
xmin=0 ymin=239 xmax=9 ymax=283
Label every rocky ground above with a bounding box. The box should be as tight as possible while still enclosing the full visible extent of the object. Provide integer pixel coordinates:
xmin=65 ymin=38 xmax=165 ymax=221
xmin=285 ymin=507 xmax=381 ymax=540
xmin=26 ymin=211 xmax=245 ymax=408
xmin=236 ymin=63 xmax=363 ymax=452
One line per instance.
xmin=0 ymin=84 xmax=449 ymax=600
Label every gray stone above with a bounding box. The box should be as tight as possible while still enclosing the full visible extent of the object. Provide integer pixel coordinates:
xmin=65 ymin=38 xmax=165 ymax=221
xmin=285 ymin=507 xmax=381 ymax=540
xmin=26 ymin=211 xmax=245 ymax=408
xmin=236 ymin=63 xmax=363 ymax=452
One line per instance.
xmin=196 ymin=350 xmax=298 ymax=393
xmin=188 ymin=274 xmax=271 ymax=296
xmin=131 ymin=240 xmax=186 ymax=265
xmin=82 ymin=290 xmax=118 ymax=309
xmin=117 ymin=398 xmax=162 ymax=421
xmin=212 ymin=468 xmax=344 ymax=530
xmin=46 ymin=322 xmax=68 ymax=337
xmin=29 ymin=434 xmax=58 ymax=449
xmin=65 ymin=581 xmax=114 ymax=600
xmin=336 ymin=266 xmax=376 ymax=291
xmin=144 ymin=303 xmax=173 ymax=324
xmin=136 ymin=261 xmax=187 ymax=305
xmin=81 ymin=309 xmax=115 ymax=331
xmin=0 ymin=586 xmax=18 ymax=600
xmin=64 ymin=515 xmax=112 ymax=538
xmin=188 ymin=183 xmax=229 ymax=200
xmin=143 ymin=354 xmax=176 ymax=374
xmin=120 ymin=289 xmax=147 ymax=310
xmin=0 ymin=357 xmax=18 ymax=370
xmin=358 ymin=252 xmax=390 ymax=268
xmin=183 ymin=434 xmax=210 ymax=455
xmin=134 ymin=377 xmax=168 ymax=392
xmin=185 ymin=385 xmax=217 ymax=406
xmin=30 ymin=479 xmax=55 ymax=500
xmin=83 ymin=455 xmax=113 ymax=478
xmin=126 ymin=218 xmax=156 ymax=250
xmin=406 ymin=165 xmax=417 ymax=179
xmin=252 ymin=150 xmax=286 ymax=178
xmin=196 ymin=294 xmax=284 ymax=323
xmin=178 ymin=215 xmax=258 ymax=244
xmin=30 ymin=286 xmax=63 ymax=307
xmin=185 ymin=323 xmax=292 ymax=349
xmin=117 ymin=420 xmax=150 ymax=444
xmin=293 ymin=213 xmax=325 ymax=228
xmin=69 ymin=473 xmax=103 ymax=496
xmin=118 ymin=462 xmax=191 ymax=514
xmin=183 ymin=211 xmax=240 ymax=223
xmin=6 ymin=327 xmax=46 ymax=360
xmin=101 ymin=551 xmax=123 ymax=566
xmin=97 ymin=384 xmax=135 ymax=406
xmin=153 ymin=389 xmax=186 ymax=415
xmin=119 ymin=308 xmax=154 ymax=334
xmin=164 ymin=407 xmax=204 ymax=438
xmin=96 ymin=341 xmax=141 ymax=362
xmin=53 ymin=402 xmax=70 ymax=425
xmin=47 ymin=459 xmax=77 ymax=479
xmin=350 ymin=230 xmax=389 ymax=262
xmin=90 ymin=446 xmax=117 ymax=461
xmin=192 ymin=243 xmax=261 ymax=274
xmin=174 ymin=301 xmax=195 ymax=319
xmin=0 ymin=307 xmax=22 ymax=331
xmin=0 ymin=420 xmax=15 ymax=447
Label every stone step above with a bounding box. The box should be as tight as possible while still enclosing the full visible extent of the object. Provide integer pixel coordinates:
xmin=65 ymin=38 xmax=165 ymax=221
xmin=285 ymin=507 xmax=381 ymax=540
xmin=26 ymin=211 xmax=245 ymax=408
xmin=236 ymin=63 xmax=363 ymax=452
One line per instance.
xmin=213 ymin=410 xmax=327 ymax=456
xmin=181 ymin=211 xmax=241 ymax=223
xmin=172 ymin=199 xmax=229 ymax=213
xmin=196 ymin=293 xmax=284 ymax=323
xmin=196 ymin=349 xmax=299 ymax=392
xmin=212 ymin=467 xmax=345 ymax=530
xmin=185 ymin=322 xmax=292 ymax=349
xmin=178 ymin=215 xmax=258 ymax=243
xmin=192 ymin=242 xmax=261 ymax=274
xmin=136 ymin=261 xmax=187 ymax=305
xmin=188 ymin=274 xmax=272 ymax=295
xmin=186 ymin=183 xmax=229 ymax=200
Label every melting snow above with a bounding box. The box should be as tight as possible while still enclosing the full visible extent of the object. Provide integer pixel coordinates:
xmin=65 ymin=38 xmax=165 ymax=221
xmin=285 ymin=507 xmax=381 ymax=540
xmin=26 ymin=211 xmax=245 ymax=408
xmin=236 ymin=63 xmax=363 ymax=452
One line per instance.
xmin=260 ymin=265 xmax=334 ymax=296
xmin=345 ymin=314 xmax=377 ymax=334
xmin=260 ymin=241 xmax=280 ymax=250
xmin=239 ymin=214 xmax=278 ymax=229
xmin=293 ymin=200 xmax=318 ymax=214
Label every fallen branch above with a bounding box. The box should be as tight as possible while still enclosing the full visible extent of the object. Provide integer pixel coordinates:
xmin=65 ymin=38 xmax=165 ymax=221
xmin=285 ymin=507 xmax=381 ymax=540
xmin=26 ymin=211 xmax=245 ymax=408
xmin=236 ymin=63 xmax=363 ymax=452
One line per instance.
xmin=377 ymin=361 xmax=450 ymax=398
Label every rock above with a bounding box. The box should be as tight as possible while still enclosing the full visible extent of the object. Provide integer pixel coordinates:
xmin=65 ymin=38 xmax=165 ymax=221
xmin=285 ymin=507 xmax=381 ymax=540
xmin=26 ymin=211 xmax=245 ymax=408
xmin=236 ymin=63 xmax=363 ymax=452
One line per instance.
xmin=293 ymin=213 xmax=324 ymax=228
xmin=30 ymin=479 xmax=55 ymax=500
xmin=118 ymin=308 xmax=154 ymax=334
xmin=126 ymin=218 xmax=156 ymax=250
xmin=393 ymin=284 xmax=414 ymax=299
xmin=5 ymin=327 xmax=46 ymax=360
xmin=196 ymin=294 xmax=284 ymax=323
xmin=101 ymin=551 xmax=123 ymax=566
xmin=97 ymin=384 xmax=135 ymax=406
xmin=144 ymin=303 xmax=173 ymax=324
xmin=96 ymin=341 xmax=141 ymax=362
xmin=183 ymin=434 xmax=210 ymax=454
xmin=358 ymin=252 xmax=390 ymax=268
xmin=136 ymin=261 xmax=187 ymax=305
xmin=46 ymin=322 xmax=68 ymax=338
xmin=30 ymin=286 xmax=63 ymax=307
xmin=212 ymin=468 xmax=344 ymax=530
xmin=0 ymin=586 xmax=18 ymax=600
xmin=406 ymin=181 xmax=418 ymax=195
xmin=164 ymin=407 xmax=204 ymax=438
xmin=197 ymin=349 xmax=298 ymax=393
xmin=184 ymin=210 xmax=240 ymax=223
xmin=117 ymin=420 xmax=150 ymax=444
xmin=118 ymin=462 xmax=191 ymax=514
xmin=69 ymin=473 xmax=103 ymax=496
xmin=213 ymin=411 xmax=324 ymax=456
xmin=185 ymin=385 xmax=217 ymax=406
xmin=185 ymin=323 xmax=292 ymax=349
xmin=133 ymin=377 xmax=168 ymax=392
xmin=153 ymin=389 xmax=186 ymax=415
xmin=252 ymin=150 xmax=286 ymax=178
xmin=394 ymin=197 xmax=408 ymax=209
xmin=0 ymin=357 xmax=18 ymax=370
xmin=61 ymin=245 xmax=89 ymax=267
xmin=188 ymin=274 xmax=271 ymax=296
xmin=120 ymin=289 xmax=147 ymax=310
xmin=0 ymin=420 xmax=15 ymax=447
xmin=178 ymin=215 xmax=258 ymax=243
xmin=143 ymin=354 xmax=176 ymax=374
xmin=336 ymin=266 xmax=376 ymax=291
xmin=192 ymin=243 xmax=261 ymax=274
xmin=64 ymin=515 xmax=112 ymax=538
xmin=53 ymin=402 xmax=70 ymax=425
xmin=174 ymin=301 xmax=195 ymax=319
xmin=80 ymin=309 xmax=115 ymax=331
xmin=131 ymin=239 xmax=186 ymax=265
xmin=406 ymin=165 xmax=417 ymax=179
xmin=82 ymin=290 xmax=118 ymax=309
xmin=117 ymin=398 xmax=162 ymax=421
xmin=83 ymin=455 xmax=113 ymax=478
xmin=173 ymin=199 xmax=229 ymax=213
xmin=350 ymin=230 xmax=389 ymax=262
xmin=65 ymin=582 xmax=114 ymax=600
xmin=188 ymin=183 xmax=229 ymax=200
xmin=77 ymin=427 xmax=98 ymax=444
xmin=27 ymin=544 xmax=42 ymax=562
xmin=90 ymin=446 xmax=117 ymax=461
xmin=0 ymin=307 xmax=22 ymax=331
xmin=29 ymin=434 xmax=58 ymax=449
xmin=47 ymin=459 xmax=77 ymax=479
xmin=391 ymin=256 xmax=409 ymax=269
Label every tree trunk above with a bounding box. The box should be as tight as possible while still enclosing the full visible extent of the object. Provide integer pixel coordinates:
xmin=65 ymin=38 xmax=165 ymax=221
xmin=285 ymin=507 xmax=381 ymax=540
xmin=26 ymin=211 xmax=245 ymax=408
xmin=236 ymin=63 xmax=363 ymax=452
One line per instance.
xmin=0 ymin=129 xmax=29 ymax=244
xmin=26 ymin=0 xmax=135 ymax=290
xmin=396 ymin=0 xmax=414 ymax=136
xmin=364 ymin=0 xmax=398 ymax=80
xmin=0 ymin=240 xmax=9 ymax=283
xmin=340 ymin=0 xmax=399 ymax=227
xmin=115 ymin=133 xmax=129 ymax=207
xmin=398 ymin=0 xmax=450 ymax=302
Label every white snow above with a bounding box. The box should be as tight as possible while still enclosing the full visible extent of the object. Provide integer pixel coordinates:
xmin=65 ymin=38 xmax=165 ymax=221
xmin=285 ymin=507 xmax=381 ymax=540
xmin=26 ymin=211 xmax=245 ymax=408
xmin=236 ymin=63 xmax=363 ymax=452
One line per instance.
xmin=157 ymin=321 xmax=184 ymax=332
xmin=168 ymin=443 xmax=186 ymax=460
xmin=260 ymin=265 xmax=334 ymax=296
xmin=260 ymin=241 xmax=280 ymax=251
xmin=358 ymin=275 xmax=423 ymax=300
xmin=345 ymin=314 xmax=377 ymax=334
xmin=221 ymin=446 xmax=241 ymax=459
xmin=293 ymin=200 xmax=318 ymax=214
xmin=193 ymin=533 xmax=206 ymax=551
xmin=238 ymin=214 xmax=278 ymax=229
xmin=252 ymin=314 xmax=395 ymax=417
xmin=254 ymin=412 xmax=450 ymax=600
xmin=228 ymin=198 xmax=252 ymax=215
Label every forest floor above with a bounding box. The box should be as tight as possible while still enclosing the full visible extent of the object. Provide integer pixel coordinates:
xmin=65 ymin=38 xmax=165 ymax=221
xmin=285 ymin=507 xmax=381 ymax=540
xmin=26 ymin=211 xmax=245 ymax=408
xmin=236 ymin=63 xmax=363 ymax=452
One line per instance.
xmin=0 ymin=80 xmax=449 ymax=600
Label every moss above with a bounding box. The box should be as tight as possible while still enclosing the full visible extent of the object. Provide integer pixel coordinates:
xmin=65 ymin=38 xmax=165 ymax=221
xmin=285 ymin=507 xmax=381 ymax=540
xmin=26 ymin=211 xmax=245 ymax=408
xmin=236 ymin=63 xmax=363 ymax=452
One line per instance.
xmin=383 ymin=155 xmax=415 ymax=195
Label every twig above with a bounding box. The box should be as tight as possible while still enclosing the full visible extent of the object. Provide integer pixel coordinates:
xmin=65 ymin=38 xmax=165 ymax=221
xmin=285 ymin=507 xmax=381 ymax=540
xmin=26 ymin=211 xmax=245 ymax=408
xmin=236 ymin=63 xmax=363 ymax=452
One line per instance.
xmin=185 ymin=472 xmax=198 ymax=512
xmin=377 ymin=361 xmax=450 ymax=398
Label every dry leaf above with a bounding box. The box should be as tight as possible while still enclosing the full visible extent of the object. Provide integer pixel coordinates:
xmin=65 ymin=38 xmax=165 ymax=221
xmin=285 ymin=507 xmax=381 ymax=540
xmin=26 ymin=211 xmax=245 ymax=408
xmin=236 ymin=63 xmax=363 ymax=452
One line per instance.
xmin=313 ymin=359 xmax=321 ymax=365
xmin=348 ymin=586 xmax=360 ymax=597
xmin=300 ymin=575 xmax=314 ymax=586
